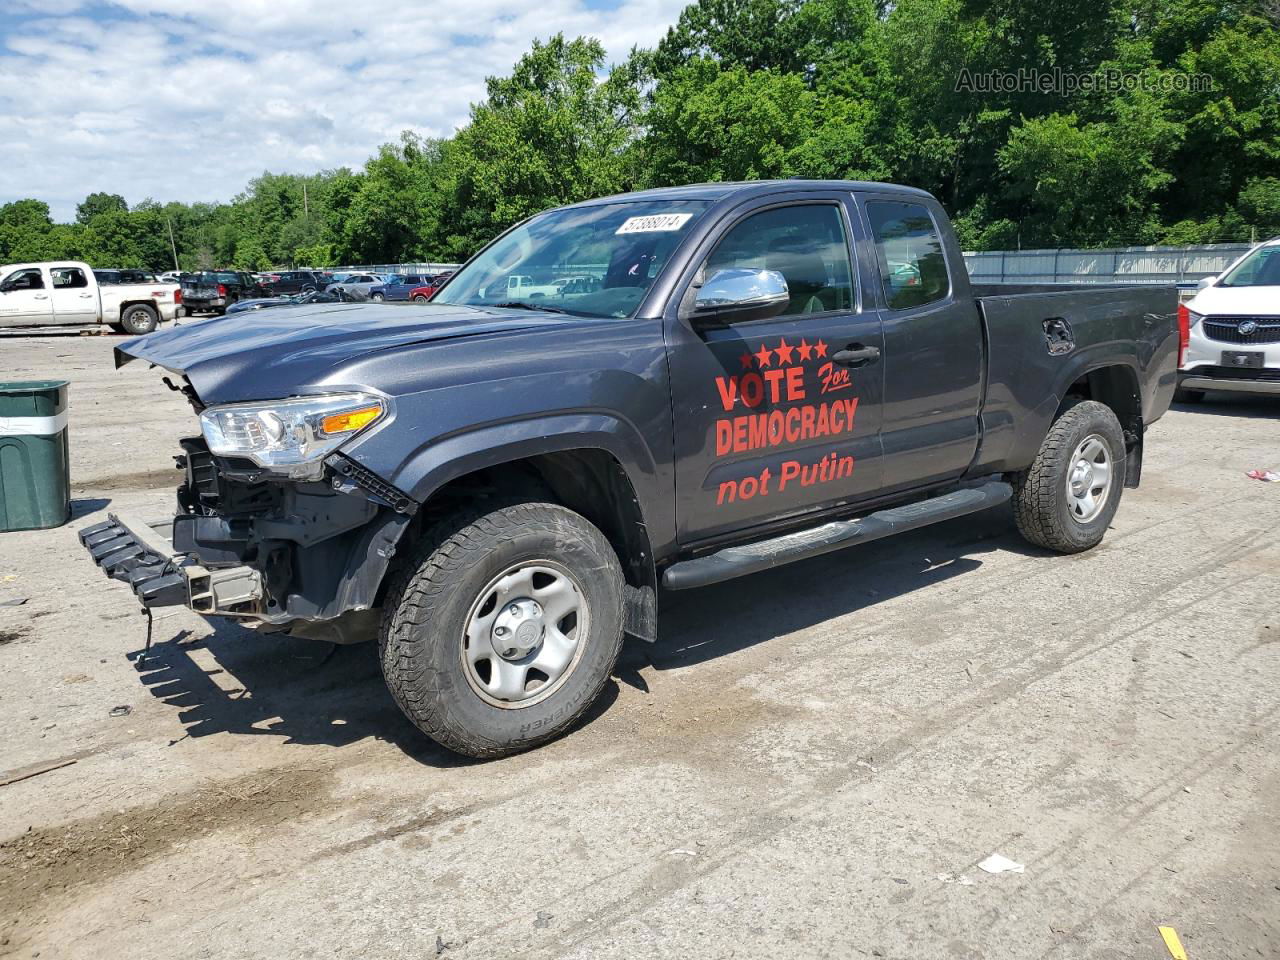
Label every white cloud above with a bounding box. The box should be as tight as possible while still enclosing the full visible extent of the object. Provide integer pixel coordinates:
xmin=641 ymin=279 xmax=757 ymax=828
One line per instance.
xmin=0 ymin=0 xmax=686 ymax=220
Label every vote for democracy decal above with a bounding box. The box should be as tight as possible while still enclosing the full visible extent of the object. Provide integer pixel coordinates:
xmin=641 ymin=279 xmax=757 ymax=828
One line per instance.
xmin=710 ymin=337 xmax=866 ymax=506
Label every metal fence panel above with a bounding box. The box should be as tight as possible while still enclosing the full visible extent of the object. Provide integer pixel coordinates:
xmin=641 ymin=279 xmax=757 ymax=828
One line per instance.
xmin=962 ymin=243 xmax=1253 ymax=285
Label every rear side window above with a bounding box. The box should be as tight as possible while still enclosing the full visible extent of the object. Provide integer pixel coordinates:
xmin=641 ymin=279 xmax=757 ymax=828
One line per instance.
xmin=52 ymin=267 xmax=88 ymax=288
xmin=866 ymin=200 xmax=949 ymax=310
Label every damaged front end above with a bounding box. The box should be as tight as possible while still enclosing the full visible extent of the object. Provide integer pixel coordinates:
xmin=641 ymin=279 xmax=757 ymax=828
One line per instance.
xmin=80 ymin=397 xmax=417 ymax=645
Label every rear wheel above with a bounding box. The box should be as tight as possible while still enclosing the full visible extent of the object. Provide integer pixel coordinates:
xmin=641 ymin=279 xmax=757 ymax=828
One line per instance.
xmin=120 ymin=303 xmax=158 ymax=335
xmin=1012 ymin=400 xmax=1127 ymax=554
xmin=379 ymin=501 xmax=625 ymax=759
xmin=412 ymin=294 xmax=429 ymax=303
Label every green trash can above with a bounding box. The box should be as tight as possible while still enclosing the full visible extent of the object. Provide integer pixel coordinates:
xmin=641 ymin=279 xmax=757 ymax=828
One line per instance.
xmin=0 ymin=381 xmax=71 ymax=532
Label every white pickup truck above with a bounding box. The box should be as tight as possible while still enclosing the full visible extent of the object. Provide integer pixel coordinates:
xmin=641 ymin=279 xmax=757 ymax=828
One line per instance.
xmin=0 ymin=260 xmax=181 ymax=335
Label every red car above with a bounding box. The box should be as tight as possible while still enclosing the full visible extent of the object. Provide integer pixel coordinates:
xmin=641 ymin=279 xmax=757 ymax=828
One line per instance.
xmin=408 ymin=272 xmax=453 ymax=303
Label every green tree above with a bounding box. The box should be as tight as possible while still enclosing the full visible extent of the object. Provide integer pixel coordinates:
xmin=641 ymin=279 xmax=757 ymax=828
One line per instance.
xmin=432 ymin=34 xmax=641 ymax=258
xmin=75 ymin=192 xmax=128 ymax=225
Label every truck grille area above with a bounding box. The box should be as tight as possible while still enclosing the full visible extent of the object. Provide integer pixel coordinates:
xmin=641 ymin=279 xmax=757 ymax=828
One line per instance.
xmin=1201 ymin=317 xmax=1280 ymax=344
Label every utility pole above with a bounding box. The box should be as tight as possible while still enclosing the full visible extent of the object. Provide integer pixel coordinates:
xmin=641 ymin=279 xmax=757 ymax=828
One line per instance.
xmin=303 ymin=182 xmax=309 ymax=218
xmin=166 ymin=217 xmax=180 ymax=271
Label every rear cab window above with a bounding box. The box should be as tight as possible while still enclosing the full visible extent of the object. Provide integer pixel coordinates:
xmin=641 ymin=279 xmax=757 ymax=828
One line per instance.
xmin=865 ymin=200 xmax=950 ymax=310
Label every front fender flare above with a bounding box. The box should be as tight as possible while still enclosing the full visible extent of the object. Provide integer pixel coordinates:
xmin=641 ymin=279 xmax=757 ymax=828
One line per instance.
xmin=390 ymin=412 xmax=669 ymax=543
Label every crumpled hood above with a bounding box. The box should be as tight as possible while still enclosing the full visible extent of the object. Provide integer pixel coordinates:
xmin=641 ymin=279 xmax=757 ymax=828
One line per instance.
xmin=117 ymin=301 xmax=576 ymax=404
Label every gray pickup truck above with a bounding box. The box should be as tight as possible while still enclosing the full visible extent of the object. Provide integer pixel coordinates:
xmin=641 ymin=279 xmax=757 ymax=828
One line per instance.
xmin=80 ymin=180 xmax=1180 ymax=758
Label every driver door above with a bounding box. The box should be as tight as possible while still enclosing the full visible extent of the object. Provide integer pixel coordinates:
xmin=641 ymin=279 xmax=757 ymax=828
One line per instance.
xmin=666 ymin=195 xmax=886 ymax=546
xmin=0 ymin=267 xmax=54 ymax=325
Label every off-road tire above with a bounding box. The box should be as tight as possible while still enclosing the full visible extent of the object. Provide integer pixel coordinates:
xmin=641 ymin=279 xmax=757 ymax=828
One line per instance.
xmin=1173 ymin=387 xmax=1205 ymax=403
xmin=379 ymin=501 xmax=625 ymax=759
xmin=120 ymin=303 xmax=158 ymax=335
xmin=1012 ymin=400 xmax=1127 ymax=554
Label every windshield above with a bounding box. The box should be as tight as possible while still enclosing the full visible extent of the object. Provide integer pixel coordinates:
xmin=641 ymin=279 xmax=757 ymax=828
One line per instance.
xmin=1218 ymin=243 xmax=1280 ymax=287
xmin=434 ymin=199 xmax=712 ymax=318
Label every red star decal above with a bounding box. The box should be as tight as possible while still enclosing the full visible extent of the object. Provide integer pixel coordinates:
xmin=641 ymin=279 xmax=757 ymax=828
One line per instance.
xmin=797 ymin=339 xmax=813 ymax=361
xmin=739 ymin=351 xmax=754 ymax=370
xmin=814 ymin=339 xmax=829 ymax=359
xmin=754 ymin=343 xmax=774 ymax=368
xmin=774 ymin=337 xmax=795 ymax=365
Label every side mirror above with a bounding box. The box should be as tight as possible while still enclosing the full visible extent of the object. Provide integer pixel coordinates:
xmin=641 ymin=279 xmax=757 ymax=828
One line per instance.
xmin=690 ymin=268 xmax=789 ymax=326
xmin=1196 ymin=275 xmax=1215 ymax=291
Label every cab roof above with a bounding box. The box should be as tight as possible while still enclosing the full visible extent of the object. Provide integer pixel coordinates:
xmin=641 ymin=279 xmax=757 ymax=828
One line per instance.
xmin=566 ymin=179 xmax=935 ymax=208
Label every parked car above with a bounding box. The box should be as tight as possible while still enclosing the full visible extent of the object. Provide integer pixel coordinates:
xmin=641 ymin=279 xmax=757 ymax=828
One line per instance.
xmin=324 ymin=272 xmax=383 ymax=298
xmin=267 ymin=270 xmax=328 ymax=296
xmin=94 ymin=268 xmax=157 ymax=285
xmin=1176 ymin=236 xmax=1280 ymax=401
xmin=406 ymin=273 xmax=454 ymax=301
xmin=0 ymin=260 xmax=180 ymax=333
xmin=224 ymin=289 xmax=345 ymax=314
xmin=180 ymin=271 xmax=266 ymax=315
xmin=368 ymin=274 xmax=431 ymax=302
xmin=157 ymin=271 xmax=184 ymax=284
xmin=82 ymin=179 xmax=1177 ymax=759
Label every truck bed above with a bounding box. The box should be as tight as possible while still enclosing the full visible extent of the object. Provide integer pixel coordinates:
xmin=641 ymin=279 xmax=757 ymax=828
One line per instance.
xmin=969 ymin=282 xmax=1179 ymax=477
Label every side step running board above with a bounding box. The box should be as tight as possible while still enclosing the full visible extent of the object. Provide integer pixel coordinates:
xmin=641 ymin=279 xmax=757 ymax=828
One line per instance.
xmin=662 ymin=481 xmax=1012 ymax=590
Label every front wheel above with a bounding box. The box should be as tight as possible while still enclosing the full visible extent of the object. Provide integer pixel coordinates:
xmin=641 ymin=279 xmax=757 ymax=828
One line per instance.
xmin=120 ymin=303 xmax=158 ymax=335
xmin=379 ymin=501 xmax=625 ymax=759
xmin=412 ymin=294 xmax=429 ymax=302
xmin=1012 ymin=400 xmax=1127 ymax=554
xmin=371 ymin=293 xmax=384 ymax=302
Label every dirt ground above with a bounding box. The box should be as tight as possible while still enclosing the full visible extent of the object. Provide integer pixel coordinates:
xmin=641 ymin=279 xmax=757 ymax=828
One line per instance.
xmin=1 ymin=333 xmax=1278 ymax=960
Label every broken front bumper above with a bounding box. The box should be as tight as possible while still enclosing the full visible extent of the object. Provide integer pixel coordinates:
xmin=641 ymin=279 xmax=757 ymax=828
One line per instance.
xmin=78 ymin=512 xmax=264 ymax=615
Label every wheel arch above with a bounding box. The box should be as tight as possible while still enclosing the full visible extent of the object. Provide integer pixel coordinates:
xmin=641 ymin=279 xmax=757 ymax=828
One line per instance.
xmin=379 ymin=419 xmax=664 ymax=640
xmin=1055 ymin=362 xmax=1144 ymax=488
xmin=117 ymin=298 xmax=159 ymax=319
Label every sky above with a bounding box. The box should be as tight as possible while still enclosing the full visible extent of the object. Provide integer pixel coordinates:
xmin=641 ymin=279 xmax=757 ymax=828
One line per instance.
xmin=0 ymin=0 xmax=688 ymax=222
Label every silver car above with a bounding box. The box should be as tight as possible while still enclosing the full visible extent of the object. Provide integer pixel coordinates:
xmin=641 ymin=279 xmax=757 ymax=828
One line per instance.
xmin=324 ymin=273 xmax=384 ymax=299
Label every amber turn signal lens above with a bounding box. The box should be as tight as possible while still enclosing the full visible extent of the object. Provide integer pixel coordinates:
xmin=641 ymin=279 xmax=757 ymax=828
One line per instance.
xmin=320 ymin=404 xmax=382 ymax=435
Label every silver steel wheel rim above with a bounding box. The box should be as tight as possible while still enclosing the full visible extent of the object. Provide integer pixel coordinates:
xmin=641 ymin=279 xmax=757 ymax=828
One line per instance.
xmin=1065 ymin=433 xmax=1112 ymax=523
xmin=460 ymin=560 xmax=588 ymax=709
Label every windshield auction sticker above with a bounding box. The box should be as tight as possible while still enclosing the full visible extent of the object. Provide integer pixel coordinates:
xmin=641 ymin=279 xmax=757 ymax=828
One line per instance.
xmin=615 ymin=213 xmax=694 ymax=235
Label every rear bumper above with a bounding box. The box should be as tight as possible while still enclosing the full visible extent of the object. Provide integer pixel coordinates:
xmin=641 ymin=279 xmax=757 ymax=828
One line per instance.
xmin=1178 ymin=375 xmax=1280 ymax=395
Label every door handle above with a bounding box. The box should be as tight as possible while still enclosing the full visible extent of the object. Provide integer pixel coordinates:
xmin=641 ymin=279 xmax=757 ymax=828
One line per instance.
xmin=33 ymin=294 xmax=49 ymax=300
xmin=832 ymin=344 xmax=880 ymax=367
xmin=79 ymin=293 xmax=93 ymax=298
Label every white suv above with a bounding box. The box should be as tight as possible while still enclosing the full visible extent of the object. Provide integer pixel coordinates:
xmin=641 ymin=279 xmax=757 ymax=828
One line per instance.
xmin=1177 ymin=237 xmax=1280 ymax=401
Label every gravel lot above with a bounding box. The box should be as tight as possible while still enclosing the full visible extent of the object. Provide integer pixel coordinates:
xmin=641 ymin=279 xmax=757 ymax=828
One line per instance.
xmin=2 ymin=333 xmax=1278 ymax=960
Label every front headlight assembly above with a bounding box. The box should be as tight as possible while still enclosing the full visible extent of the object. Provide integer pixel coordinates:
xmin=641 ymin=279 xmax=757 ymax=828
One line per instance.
xmin=199 ymin=392 xmax=387 ymax=478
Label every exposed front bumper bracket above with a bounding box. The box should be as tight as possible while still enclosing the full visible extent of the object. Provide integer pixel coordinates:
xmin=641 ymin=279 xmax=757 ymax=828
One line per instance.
xmin=78 ymin=513 xmax=188 ymax=607
xmin=79 ymin=512 xmax=266 ymax=616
